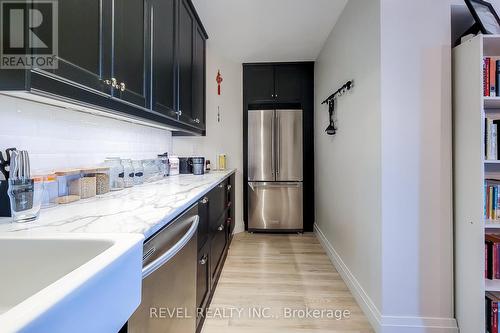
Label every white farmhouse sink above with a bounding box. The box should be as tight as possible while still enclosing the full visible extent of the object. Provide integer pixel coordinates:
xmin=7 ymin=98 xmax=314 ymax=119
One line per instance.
xmin=0 ymin=233 xmax=144 ymax=333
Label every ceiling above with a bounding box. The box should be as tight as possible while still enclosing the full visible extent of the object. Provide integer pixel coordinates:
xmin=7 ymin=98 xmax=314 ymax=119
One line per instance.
xmin=192 ymin=0 xmax=348 ymax=63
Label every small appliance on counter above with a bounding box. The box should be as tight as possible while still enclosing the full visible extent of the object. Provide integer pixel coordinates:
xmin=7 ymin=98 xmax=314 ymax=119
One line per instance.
xmin=179 ymin=157 xmax=192 ymax=174
xmin=169 ymin=156 xmax=180 ymax=175
xmin=191 ymin=157 xmax=205 ymax=175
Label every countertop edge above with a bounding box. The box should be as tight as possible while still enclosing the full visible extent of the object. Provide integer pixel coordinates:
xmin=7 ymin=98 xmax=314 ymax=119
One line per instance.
xmin=142 ymin=169 xmax=235 ymax=239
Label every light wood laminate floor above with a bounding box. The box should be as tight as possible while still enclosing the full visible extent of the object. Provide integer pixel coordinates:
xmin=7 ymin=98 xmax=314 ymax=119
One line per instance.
xmin=201 ymin=233 xmax=374 ymax=333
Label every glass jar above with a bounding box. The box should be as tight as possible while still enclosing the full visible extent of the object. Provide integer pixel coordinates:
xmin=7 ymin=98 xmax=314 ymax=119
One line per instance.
xmin=121 ymin=159 xmax=134 ymax=188
xmin=80 ymin=168 xmax=97 ymax=199
xmin=104 ymin=158 xmax=124 ymax=191
xmin=132 ymin=160 xmax=144 ymax=185
xmin=55 ymin=169 xmax=82 ymax=204
xmin=94 ymin=167 xmax=110 ymax=195
xmin=142 ymin=159 xmax=160 ymax=183
xmin=157 ymin=153 xmax=170 ymax=177
xmin=40 ymin=173 xmax=58 ymax=208
xmin=169 ymin=156 xmax=179 ymax=175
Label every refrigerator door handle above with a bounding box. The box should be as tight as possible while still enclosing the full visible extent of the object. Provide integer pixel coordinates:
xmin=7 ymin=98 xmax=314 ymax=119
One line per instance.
xmin=271 ymin=111 xmax=275 ymax=177
xmin=276 ymin=111 xmax=280 ymax=175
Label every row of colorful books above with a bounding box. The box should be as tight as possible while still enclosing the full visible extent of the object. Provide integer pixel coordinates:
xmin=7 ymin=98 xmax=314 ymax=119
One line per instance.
xmin=486 ymin=180 xmax=500 ymax=220
xmin=487 ymin=292 xmax=500 ymax=333
xmin=484 ymin=57 xmax=500 ymax=97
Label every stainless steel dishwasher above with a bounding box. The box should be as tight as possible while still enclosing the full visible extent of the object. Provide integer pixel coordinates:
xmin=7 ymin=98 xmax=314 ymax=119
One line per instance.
xmin=128 ymin=204 xmax=199 ymax=333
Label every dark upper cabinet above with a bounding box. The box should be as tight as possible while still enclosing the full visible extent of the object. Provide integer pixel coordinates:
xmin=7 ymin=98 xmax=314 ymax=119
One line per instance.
xmin=177 ymin=0 xmax=194 ymax=125
xmin=150 ymin=0 xmax=177 ymax=119
xmin=35 ymin=0 xmax=109 ymax=94
xmin=275 ymin=65 xmax=303 ymax=103
xmin=192 ymin=24 xmax=206 ymax=128
xmin=244 ymin=65 xmax=275 ymax=103
xmin=113 ymin=0 xmax=147 ymax=108
xmin=0 ymin=0 xmax=206 ymax=135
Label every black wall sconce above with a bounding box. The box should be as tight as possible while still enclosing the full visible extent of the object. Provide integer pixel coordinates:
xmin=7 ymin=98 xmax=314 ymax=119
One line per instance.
xmin=321 ymin=80 xmax=354 ymax=136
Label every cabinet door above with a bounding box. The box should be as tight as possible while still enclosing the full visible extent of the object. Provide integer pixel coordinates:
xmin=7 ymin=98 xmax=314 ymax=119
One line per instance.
xmin=275 ymin=65 xmax=303 ymax=102
xmin=208 ymin=181 xmax=227 ymax=223
xmin=244 ymin=65 xmax=275 ymax=103
xmin=191 ymin=24 xmax=206 ymax=129
xmin=113 ymin=0 xmax=147 ymax=107
xmin=196 ymin=241 xmax=210 ymax=322
xmin=150 ymin=0 xmax=177 ymax=118
xmin=210 ymin=213 xmax=227 ymax=281
xmin=177 ymin=0 xmax=194 ymax=124
xmin=37 ymin=0 xmax=109 ymax=94
xmin=197 ymin=195 xmax=209 ymax=249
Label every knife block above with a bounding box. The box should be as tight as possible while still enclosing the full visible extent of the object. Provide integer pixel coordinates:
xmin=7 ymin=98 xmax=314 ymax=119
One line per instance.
xmin=0 ymin=180 xmax=11 ymax=217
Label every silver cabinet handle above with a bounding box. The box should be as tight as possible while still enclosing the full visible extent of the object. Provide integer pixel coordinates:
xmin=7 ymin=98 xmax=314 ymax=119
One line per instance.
xmin=218 ymin=183 xmax=224 ymax=188
xmin=199 ymin=255 xmax=208 ymax=265
xmin=176 ymin=110 xmax=182 ymax=116
xmin=142 ymin=216 xmax=199 ymax=279
xmin=194 ymin=118 xmax=200 ymax=124
xmin=227 ymin=184 xmax=232 ymax=191
xmin=218 ymin=224 xmax=224 ymax=231
xmin=103 ymin=77 xmax=117 ymax=88
xmin=200 ymin=197 xmax=208 ymax=204
xmin=119 ymin=82 xmax=126 ymax=92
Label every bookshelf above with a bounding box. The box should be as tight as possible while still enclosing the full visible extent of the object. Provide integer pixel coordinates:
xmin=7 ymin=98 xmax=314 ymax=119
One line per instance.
xmin=454 ymin=34 xmax=500 ymax=332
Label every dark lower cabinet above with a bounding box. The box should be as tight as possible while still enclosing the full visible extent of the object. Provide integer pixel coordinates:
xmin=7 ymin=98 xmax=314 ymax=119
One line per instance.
xmin=195 ymin=174 xmax=234 ymax=333
xmin=196 ymin=241 xmax=210 ymax=327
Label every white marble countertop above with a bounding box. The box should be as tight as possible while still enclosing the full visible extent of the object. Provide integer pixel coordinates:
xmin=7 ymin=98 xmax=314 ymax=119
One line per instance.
xmin=0 ymin=170 xmax=235 ymax=239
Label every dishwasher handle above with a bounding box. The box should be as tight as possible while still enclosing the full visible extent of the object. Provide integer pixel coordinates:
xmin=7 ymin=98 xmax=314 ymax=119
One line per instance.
xmin=142 ymin=215 xmax=199 ymax=279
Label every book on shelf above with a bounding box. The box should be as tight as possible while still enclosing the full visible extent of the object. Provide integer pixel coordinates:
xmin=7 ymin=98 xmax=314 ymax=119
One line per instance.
xmin=484 ymin=57 xmax=500 ymax=97
xmin=487 ymin=292 xmax=500 ymax=333
xmin=485 ymin=118 xmax=500 ymax=160
xmin=485 ymin=180 xmax=500 ymax=220
xmin=486 ymin=234 xmax=500 ymax=279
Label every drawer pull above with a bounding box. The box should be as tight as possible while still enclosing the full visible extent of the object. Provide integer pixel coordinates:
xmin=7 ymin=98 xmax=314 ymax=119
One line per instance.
xmin=199 ymin=255 xmax=208 ymax=265
xmin=218 ymin=224 xmax=224 ymax=231
xmin=227 ymin=184 xmax=232 ymax=191
xmin=200 ymin=197 xmax=208 ymax=204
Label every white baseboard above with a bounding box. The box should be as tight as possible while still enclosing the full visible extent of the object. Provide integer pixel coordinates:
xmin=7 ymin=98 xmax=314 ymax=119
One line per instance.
xmin=313 ymin=224 xmax=458 ymax=333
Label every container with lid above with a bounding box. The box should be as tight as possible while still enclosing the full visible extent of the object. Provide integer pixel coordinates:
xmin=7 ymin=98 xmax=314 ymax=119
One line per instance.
xmin=121 ymin=159 xmax=134 ymax=188
xmin=132 ymin=160 xmax=144 ymax=185
xmin=157 ymin=153 xmax=170 ymax=177
xmin=55 ymin=169 xmax=81 ymax=204
xmin=143 ymin=159 xmax=160 ymax=183
xmin=94 ymin=167 xmax=110 ymax=195
xmin=191 ymin=157 xmax=205 ymax=175
xmin=169 ymin=156 xmax=179 ymax=175
xmin=40 ymin=173 xmax=58 ymax=208
xmin=80 ymin=168 xmax=99 ymax=199
xmin=104 ymin=158 xmax=124 ymax=191
xmin=179 ymin=157 xmax=192 ymax=174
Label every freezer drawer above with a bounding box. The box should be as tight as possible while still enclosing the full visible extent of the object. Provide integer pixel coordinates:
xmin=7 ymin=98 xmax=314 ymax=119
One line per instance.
xmin=248 ymin=182 xmax=303 ymax=231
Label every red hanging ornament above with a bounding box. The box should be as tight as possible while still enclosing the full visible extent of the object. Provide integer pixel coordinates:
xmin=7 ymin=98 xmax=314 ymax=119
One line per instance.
xmin=216 ymin=70 xmax=223 ymax=95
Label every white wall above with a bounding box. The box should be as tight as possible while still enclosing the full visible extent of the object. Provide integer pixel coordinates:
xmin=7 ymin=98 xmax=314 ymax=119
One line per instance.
xmin=314 ymin=0 xmax=382 ymax=315
xmin=172 ymin=42 xmax=244 ymax=234
xmin=379 ymin=0 xmax=455 ymax=329
xmin=0 ymin=95 xmax=172 ymax=174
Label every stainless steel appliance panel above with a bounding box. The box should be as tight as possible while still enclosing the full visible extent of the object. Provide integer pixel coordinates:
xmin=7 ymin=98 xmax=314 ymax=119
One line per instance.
xmin=248 ymin=182 xmax=303 ymax=230
xmin=276 ymin=109 xmax=303 ymax=182
xmin=248 ymin=110 xmax=275 ymax=181
xmin=128 ymin=205 xmax=199 ymax=333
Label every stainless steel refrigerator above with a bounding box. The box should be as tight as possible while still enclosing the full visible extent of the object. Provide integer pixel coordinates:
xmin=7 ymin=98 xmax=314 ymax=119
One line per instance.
xmin=247 ymin=109 xmax=303 ymax=231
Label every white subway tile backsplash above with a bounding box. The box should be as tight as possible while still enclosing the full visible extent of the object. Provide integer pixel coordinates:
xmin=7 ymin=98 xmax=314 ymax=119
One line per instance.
xmin=0 ymin=95 xmax=172 ymax=173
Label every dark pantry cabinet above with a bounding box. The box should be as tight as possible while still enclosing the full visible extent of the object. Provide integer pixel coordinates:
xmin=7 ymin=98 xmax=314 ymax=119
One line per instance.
xmin=0 ymin=0 xmax=207 ymax=135
xmin=195 ymin=174 xmax=235 ymax=333
xmin=243 ymin=62 xmax=315 ymax=232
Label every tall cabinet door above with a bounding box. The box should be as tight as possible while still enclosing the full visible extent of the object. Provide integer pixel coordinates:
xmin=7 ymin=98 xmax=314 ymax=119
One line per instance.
xmin=192 ymin=24 xmax=206 ymax=129
xmin=37 ymin=0 xmax=109 ymax=94
xmin=113 ymin=0 xmax=147 ymax=108
xmin=248 ymin=110 xmax=275 ymax=181
xmin=177 ymin=0 xmax=194 ymax=124
xmin=276 ymin=109 xmax=303 ymax=181
xmin=244 ymin=65 xmax=275 ymax=103
xmin=150 ymin=0 xmax=177 ymax=119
